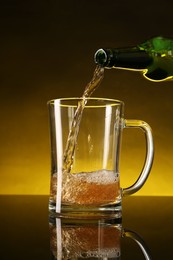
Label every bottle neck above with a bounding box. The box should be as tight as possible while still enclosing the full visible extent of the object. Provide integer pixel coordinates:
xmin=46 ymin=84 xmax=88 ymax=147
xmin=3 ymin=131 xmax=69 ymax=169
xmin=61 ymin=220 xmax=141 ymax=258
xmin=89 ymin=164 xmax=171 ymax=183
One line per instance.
xmin=95 ymin=47 xmax=153 ymax=70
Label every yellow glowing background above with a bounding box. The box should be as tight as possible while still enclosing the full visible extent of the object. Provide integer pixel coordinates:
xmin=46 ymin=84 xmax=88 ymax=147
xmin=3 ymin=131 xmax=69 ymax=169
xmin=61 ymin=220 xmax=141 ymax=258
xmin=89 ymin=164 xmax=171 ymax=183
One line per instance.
xmin=1 ymin=1 xmax=173 ymax=196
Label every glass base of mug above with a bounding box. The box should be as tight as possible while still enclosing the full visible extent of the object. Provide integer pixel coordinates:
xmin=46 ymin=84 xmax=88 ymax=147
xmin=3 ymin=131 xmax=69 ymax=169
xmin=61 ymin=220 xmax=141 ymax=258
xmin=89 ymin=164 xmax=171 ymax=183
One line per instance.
xmin=49 ymin=199 xmax=122 ymax=220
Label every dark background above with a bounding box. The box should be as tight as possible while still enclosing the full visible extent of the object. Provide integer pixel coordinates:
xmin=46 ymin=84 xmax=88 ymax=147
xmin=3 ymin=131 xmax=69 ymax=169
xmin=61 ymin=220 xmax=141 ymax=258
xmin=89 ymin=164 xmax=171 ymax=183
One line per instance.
xmin=1 ymin=0 xmax=173 ymax=195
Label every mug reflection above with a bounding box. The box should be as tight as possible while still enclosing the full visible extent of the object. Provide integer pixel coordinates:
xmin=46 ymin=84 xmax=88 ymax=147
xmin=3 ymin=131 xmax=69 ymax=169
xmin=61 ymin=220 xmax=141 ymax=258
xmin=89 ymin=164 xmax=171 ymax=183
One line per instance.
xmin=49 ymin=217 xmax=151 ymax=260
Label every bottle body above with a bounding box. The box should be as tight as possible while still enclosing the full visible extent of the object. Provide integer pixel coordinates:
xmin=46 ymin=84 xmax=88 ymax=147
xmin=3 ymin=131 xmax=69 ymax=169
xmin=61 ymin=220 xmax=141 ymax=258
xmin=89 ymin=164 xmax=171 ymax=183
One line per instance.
xmin=95 ymin=37 xmax=173 ymax=82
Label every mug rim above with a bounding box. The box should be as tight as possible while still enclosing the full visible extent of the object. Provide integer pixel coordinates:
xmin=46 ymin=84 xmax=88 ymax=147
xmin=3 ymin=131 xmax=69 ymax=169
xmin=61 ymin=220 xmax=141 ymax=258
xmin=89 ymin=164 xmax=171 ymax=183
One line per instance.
xmin=47 ymin=97 xmax=124 ymax=108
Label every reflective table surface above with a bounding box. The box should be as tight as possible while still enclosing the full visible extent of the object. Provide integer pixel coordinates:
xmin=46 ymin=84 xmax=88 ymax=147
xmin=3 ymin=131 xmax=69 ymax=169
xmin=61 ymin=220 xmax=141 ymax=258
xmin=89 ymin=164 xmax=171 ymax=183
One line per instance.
xmin=0 ymin=196 xmax=173 ymax=259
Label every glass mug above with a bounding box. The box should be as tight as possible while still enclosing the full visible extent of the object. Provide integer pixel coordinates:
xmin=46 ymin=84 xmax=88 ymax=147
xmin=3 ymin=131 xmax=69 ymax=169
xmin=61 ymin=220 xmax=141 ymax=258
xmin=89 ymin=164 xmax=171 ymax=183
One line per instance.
xmin=49 ymin=217 xmax=152 ymax=259
xmin=48 ymin=98 xmax=154 ymax=218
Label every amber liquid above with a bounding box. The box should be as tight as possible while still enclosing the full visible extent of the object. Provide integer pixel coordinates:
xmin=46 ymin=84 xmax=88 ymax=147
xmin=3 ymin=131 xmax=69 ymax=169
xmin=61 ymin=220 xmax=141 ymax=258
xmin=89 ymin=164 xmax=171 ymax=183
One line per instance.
xmin=63 ymin=65 xmax=104 ymax=174
xmin=51 ymin=169 xmax=120 ymax=205
xmin=50 ymin=66 xmax=120 ymax=208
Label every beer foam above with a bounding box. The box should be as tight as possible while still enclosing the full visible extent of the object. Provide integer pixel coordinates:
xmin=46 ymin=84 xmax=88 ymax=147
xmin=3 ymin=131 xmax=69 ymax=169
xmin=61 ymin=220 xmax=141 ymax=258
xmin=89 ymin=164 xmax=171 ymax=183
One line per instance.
xmin=74 ymin=169 xmax=119 ymax=185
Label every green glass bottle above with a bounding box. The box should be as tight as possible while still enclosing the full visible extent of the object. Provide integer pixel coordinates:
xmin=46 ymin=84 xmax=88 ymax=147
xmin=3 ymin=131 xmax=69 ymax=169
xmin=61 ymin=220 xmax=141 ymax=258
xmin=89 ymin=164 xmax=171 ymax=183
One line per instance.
xmin=94 ymin=36 xmax=173 ymax=82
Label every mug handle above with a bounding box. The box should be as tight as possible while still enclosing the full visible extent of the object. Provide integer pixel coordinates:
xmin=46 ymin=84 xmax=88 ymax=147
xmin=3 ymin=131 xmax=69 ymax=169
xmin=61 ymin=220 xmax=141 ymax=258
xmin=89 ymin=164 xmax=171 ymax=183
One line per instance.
xmin=123 ymin=229 xmax=152 ymax=260
xmin=122 ymin=119 xmax=154 ymax=196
